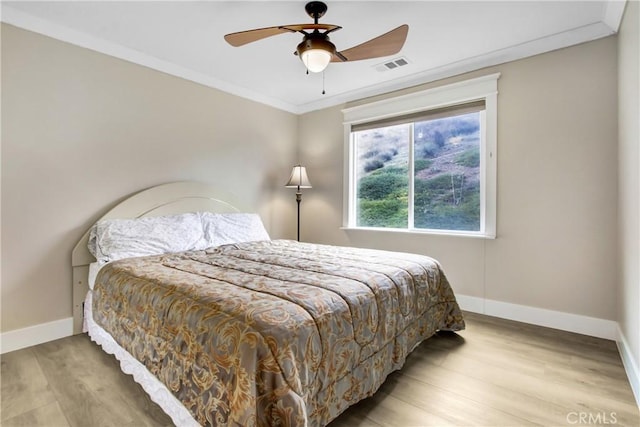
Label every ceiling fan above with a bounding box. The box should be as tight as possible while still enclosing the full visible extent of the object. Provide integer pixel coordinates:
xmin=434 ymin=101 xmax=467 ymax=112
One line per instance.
xmin=224 ymin=1 xmax=409 ymax=74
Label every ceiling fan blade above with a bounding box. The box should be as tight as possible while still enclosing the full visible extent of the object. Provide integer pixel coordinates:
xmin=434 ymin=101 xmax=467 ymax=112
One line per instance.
xmin=225 ymin=24 xmax=341 ymax=47
xmin=332 ymin=24 xmax=409 ymax=62
xmin=225 ymin=26 xmax=294 ymax=47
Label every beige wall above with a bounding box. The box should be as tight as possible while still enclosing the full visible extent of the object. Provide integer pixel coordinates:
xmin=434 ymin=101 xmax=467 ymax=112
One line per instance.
xmin=1 ymin=24 xmax=298 ymax=332
xmin=299 ymin=36 xmax=619 ymax=320
xmin=617 ymin=1 xmax=640 ymax=377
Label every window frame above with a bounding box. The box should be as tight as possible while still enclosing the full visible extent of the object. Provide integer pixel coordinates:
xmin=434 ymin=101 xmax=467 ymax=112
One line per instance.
xmin=342 ymin=73 xmax=499 ymax=238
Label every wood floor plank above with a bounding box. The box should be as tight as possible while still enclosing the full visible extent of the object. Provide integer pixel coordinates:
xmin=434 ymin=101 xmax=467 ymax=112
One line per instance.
xmin=374 ymin=371 xmax=538 ymax=426
xmin=0 ymin=348 xmax=57 ymax=421
xmin=58 ymin=335 xmax=173 ymax=425
xmin=1 ymin=401 xmax=70 ymax=427
xmin=328 ymin=400 xmax=384 ymax=427
xmin=440 ymin=346 xmax=637 ymax=414
xmin=432 ymin=327 xmax=635 ymax=405
xmin=464 ymin=312 xmax=621 ymax=361
xmin=401 ymin=348 xmax=592 ymax=425
xmin=340 ymin=391 xmax=455 ymax=427
xmin=31 ymin=336 xmax=172 ymax=427
xmin=433 ymin=329 xmax=640 ymax=425
xmin=468 ymin=328 xmax=629 ymax=382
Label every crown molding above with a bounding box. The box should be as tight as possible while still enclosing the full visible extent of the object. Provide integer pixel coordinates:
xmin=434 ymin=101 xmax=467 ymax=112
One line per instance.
xmin=603 ymin=0 xmax=628 ymax=32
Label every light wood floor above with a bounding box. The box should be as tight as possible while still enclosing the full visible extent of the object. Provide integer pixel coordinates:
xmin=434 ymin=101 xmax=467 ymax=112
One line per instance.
xmin=1 ymin=312 xmax=638 ymax=426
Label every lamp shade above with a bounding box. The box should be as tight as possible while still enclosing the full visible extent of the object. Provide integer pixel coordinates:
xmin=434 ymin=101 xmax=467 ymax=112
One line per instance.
xmin=285 ymin=165 xmax=312 ymax=188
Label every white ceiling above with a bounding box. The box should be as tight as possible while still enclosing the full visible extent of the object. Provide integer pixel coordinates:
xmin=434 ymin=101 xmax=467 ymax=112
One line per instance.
xmin=1 ymin=1 xmax=626 ymax=114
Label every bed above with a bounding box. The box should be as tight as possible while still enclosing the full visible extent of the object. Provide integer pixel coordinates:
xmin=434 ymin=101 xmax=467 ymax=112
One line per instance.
xmin=72 ymin=181 xmax=465 ymax=427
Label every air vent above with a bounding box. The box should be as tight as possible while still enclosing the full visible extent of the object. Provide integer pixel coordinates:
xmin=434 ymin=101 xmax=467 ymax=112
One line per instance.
xmin=374 ymin=56 xmax=410 ymax=72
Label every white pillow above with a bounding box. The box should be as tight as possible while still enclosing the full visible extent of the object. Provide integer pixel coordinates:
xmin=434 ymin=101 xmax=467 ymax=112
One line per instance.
xmin=88 ymin=212 xmax=213 ymax=263
xmin=201 ymin=213 xmax=270 ymax=246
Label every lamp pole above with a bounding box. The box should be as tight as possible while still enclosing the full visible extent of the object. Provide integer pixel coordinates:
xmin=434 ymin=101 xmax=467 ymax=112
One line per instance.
xmin=295 ymin=187 xmax=302 ymax=242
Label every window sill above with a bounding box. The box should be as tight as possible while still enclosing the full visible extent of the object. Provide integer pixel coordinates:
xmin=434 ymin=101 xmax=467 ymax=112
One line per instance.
xmin=340 ymin=226 xmax=496 ymax=239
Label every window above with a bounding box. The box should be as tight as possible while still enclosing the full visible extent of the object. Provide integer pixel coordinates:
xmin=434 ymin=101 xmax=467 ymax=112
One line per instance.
xmin=343 ymin=74 xmax=499 ymax=238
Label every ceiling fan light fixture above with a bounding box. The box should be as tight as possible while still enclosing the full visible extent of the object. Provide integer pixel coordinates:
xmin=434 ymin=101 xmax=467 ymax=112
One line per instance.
xmin=301 ymin=49 xmax=332 ymax=73
xmin=297 ymin=37 xmax=335 ymax=73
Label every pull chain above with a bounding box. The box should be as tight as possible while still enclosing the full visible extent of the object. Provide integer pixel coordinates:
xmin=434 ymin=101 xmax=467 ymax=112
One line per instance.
xmin=322 ymin=70 xmax=325 ymax=95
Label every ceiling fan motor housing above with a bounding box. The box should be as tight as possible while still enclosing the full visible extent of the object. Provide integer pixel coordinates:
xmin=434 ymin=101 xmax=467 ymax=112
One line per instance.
xmin=296 ymin=31 xmax=336 ymax=72
xmin=296 ymin=32 xmax=336 ymax=58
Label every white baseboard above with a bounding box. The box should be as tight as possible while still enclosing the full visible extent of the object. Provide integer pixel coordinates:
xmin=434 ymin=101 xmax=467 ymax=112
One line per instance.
xmin=0 ymin=317 xmax=74 ymax=354
xmin=456 ymin=294 xmax=486 ymax=313
xmin=456 ymin=294 xmax=618 ymax=340
xmin=616 ymin=325 xmax=640 ymax=407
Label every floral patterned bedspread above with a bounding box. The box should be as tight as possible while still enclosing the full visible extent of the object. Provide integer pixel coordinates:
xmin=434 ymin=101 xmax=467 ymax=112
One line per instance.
xmin=92 ymin=240 xmax=465 ymax=426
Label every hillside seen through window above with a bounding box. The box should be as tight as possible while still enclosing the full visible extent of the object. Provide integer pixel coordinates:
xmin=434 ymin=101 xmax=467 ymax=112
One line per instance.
xmin=354 ymin=111 xmax=481 ymax=232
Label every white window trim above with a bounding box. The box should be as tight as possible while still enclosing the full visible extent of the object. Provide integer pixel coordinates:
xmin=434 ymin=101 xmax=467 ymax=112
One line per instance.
xmin=342 ymin=73 xmax=500 ymax=238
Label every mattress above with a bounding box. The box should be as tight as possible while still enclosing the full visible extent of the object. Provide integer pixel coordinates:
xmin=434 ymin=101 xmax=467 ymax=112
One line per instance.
xmin=89 ymin=240 xmax=465 ymax=426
